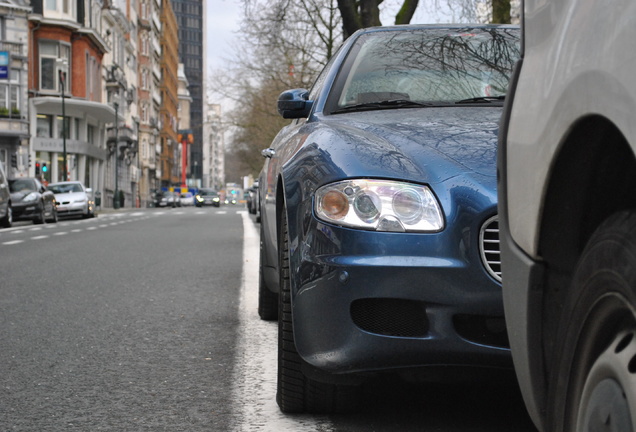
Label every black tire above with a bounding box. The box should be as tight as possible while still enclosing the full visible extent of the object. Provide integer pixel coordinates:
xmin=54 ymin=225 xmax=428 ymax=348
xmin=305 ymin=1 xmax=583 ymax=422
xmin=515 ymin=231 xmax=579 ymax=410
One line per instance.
xmin=548 ymin=210 xmax=636 ymax=432
xmin=258 ymin=223 xmax=278 ymax=321
xmin=34 ymin=203 xmax=45 ymax=224
xmin=0 ymin=204 xmax=11 ymax=228
xmin=46 ymin=202 xmax=58 ymax=223
xmin=276 ymin=211 xmax=360 ymax=414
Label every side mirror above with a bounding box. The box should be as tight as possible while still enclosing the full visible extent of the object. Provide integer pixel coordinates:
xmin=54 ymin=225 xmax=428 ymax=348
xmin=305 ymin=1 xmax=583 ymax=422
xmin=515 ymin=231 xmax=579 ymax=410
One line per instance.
xmin=86 ymin=187 xmax=93 ymax=194
xmin=277 ymin=89 xmax=313 ymax=119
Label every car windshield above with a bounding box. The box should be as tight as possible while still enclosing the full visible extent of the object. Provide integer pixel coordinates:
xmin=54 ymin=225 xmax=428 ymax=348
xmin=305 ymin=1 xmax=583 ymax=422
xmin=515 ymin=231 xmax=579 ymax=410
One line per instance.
xmin=49 ymin=183 xmax=82 ymax=193
xmin=332 ymin=27 xmax=520 ymax=112
xmin=9 ymin=179 xmax=37 ymax=192
xmin=200 ymin=190 xmax=218 ymax=196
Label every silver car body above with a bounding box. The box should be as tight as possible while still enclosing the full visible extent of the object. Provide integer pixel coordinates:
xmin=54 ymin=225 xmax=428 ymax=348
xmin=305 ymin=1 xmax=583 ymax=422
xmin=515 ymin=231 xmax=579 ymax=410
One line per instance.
xmin=499 ymin=0 xmax=636 ymax=429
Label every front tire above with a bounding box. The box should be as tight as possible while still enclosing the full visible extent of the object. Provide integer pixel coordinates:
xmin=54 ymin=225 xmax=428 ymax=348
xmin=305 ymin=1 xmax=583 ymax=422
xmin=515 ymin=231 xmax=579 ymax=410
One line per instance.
xmin=46 ymin=202 xmax=58 ymax=223
xmin=549 ymin=211 xmax=636 ymax=432
xmin=258 ymin=222 xmax=278 ymax=321
xmin=276 ymin=210 xmax=360 ymax=414
xmin=0 ymin=205 xmax=12 ymax=228
xmin=34 ymin=203 xmax=45 ymax=224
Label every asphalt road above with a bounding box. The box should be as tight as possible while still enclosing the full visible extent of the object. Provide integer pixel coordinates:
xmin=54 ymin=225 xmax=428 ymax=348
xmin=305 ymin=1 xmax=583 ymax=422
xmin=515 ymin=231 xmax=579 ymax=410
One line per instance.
xmin=0 ymin=207 xmax=538 ymax=431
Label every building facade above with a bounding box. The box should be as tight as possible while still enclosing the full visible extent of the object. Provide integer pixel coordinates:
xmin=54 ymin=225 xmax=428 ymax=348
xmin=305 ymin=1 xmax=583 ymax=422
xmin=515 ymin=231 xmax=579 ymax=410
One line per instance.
xmin=0 ymin=0 xmax=30 ymax=178
xmin=159 ymin=0 xmax=178 ymax=189
xmin=0 ymin=0 xmax=204 ymax=207
xmin=202 ymin=103 xmax=223 ymax=191
xmin=177 ymin=62 xmax=192 ymax=188
xmin=136 ymin=0 xmax=162 ymax=206
xmin=170 ymin=0 xmax=203 ymax=187
xmin=29 ymin=0 xmax=112 ymax=196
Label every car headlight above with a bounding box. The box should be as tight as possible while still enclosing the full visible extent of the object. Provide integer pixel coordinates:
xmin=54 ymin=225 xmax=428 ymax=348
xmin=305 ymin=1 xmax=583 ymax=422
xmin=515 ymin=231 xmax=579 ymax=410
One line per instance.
xmin=195 ymin=195 xmax=203 ymax=202
xmin=315 ymin=180 xmax=444 ymax=232
xmin=22 ymin=192 xmax=39 ymax=202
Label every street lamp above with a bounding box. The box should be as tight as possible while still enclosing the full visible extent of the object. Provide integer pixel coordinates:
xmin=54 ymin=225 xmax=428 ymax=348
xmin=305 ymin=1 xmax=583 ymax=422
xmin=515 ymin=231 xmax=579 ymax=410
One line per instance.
xmin=113 ymin=101 xmax=120 ymax=209
xmin=56 ymin=58 xmax=68 ymax=181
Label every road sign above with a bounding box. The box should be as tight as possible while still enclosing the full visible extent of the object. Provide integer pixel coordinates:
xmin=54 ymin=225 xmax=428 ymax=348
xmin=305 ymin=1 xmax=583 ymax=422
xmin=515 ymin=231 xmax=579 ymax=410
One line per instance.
xmin=0 ymin=51 xmax=9 ymax=79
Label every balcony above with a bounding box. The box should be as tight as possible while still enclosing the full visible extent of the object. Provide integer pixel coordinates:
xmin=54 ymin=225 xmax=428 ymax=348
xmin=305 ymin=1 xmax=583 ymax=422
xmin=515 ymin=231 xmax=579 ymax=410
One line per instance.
xmin=106 ymin=124 xmax=136 ymax=144
xmin=0 ymin=41 xmax=24 ymax=57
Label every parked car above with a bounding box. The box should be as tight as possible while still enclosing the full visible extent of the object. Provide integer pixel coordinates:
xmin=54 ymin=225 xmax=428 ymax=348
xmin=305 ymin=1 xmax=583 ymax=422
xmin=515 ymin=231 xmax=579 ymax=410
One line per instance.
xmin=8 ymin=177 xmax=57 ymax=224
xmin=180 ymin=192 xmax=195 ymax=206
xmin=47 ymin=181 xmax=95 ymax=219
xmin=157 ymin=190 xmax=179 ymax=207
xmin=194 ymin=189 xmax=220 ymax=207
xmin=259 ymin=24 xmax=520 ymax=413
xmin=0 ymin=162 xmax=11 ymax=228
xmin=246 ymin=181 xmax=259 ymax=215
xmin=498 ymin=1 xmax=636 ymax=431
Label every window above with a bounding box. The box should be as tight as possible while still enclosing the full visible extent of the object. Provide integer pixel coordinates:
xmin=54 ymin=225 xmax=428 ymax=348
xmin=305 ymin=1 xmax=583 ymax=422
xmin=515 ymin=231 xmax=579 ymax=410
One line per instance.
xmin=39 ymin=41 xmax=71 ymax=92
xmin=141 ymin=68 xmax=149 ymax=90
xmin=37 ymin=114 xmax=53 ymax=137
xmin=87 ymin=124 xmax=95 ymax=145
xmin=0 ymin=68 xmax=21 ymax=113
xmin=45 ymin=0 xmax=75 ymax=18
xmin=57 ymin=116 xmax=71 ymax=139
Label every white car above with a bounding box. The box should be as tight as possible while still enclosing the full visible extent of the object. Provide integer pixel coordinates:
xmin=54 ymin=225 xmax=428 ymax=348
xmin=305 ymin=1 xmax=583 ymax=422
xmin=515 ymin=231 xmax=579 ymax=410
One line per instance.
xmin=48 ymin=181 xmax=95 ymax=219
xmin=179 ymin=192 xmax=195 ymax=206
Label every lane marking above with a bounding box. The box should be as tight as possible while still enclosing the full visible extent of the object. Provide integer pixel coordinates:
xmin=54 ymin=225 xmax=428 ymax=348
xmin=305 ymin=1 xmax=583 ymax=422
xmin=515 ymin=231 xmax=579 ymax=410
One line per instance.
xmin=232 ymin=213 xmax=333 ymax=431
xmin=2 ymin=240 xmax=23 ymax=245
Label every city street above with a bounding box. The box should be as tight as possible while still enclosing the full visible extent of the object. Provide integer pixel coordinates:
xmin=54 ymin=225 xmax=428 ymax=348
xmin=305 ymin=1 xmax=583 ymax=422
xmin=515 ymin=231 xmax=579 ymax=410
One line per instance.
xmin=0 ymin=207 xmax=537 ymax=431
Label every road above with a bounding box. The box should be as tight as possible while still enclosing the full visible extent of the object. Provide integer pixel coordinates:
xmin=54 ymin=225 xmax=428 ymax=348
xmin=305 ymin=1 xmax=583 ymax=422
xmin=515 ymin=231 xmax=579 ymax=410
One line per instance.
xmin=0 ymin=207 xmax=537 ymax=431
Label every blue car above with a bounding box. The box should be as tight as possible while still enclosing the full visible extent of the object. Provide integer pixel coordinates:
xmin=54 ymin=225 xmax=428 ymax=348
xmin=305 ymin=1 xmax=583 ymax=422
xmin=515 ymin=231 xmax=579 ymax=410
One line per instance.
xmin=258 ymin=24 xmax=521 ymax=414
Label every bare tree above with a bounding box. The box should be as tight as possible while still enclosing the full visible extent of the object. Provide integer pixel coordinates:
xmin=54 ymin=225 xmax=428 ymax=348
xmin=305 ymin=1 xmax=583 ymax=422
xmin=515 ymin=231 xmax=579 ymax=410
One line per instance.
xmin=338 ymin=0 xmax=421 ymax=39
xmin=217 ymin=0 xmax=515 ymax=181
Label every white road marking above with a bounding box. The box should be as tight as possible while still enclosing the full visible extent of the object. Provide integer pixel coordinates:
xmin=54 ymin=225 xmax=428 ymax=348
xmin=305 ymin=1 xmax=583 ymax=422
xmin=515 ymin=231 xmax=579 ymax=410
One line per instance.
xmin=2 ymin=240 xmax=23 ymax=245
xmin=232 ymin=213 xmax=333 ymax=431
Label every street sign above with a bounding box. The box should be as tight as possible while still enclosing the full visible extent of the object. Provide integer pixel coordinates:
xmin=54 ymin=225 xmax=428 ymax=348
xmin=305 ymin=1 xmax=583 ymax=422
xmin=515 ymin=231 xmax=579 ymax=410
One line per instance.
xmin=0 ymin=51 xmax=8 ymax=80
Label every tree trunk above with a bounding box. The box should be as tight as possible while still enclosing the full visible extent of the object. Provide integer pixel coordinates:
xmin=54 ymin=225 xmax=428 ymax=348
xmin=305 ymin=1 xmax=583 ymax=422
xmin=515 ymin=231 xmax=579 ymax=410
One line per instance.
xmin=337 ymin=0 xmax=362 ymax=39
xmin=492 ymin=0 xmax=511 ymax=23
xmin=338 ymin=0 xmax=384 ymax=39
xmin=395 ymin=0 xmax=419 ymax=25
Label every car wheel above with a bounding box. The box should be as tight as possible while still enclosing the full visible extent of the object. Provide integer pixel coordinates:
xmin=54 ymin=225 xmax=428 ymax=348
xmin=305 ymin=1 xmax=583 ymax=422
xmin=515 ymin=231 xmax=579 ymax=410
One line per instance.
xmin=48 ymin=206 xmax=58 ymax=223
xmin=34 ymin=203 xmax=45 ymax=224
xmin=549 ymin=211 xmax=636 ymax=432
xmin=276 ymin=210 xmax=360 ymax=414
xmin=258 ymin=222 xmax=278 ymax=321
xmin=0 ymin=205 xmax=12 ymax=228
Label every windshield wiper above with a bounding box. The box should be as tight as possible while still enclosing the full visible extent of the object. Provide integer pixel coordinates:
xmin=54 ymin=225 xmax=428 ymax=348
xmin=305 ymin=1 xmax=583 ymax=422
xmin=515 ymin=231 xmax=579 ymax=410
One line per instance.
xmin=455 ymin=95 xmax=506 ymax=104
xmin=332 ymin=99 xmax=436 ymax=114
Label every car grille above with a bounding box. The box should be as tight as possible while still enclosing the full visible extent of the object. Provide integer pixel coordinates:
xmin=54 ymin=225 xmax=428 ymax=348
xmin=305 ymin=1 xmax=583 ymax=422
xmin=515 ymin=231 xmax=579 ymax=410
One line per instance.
xmin=350 ymin=298 xmax=429 ymax=337
xmin=479 ymin=215 xmax=502 ymax=282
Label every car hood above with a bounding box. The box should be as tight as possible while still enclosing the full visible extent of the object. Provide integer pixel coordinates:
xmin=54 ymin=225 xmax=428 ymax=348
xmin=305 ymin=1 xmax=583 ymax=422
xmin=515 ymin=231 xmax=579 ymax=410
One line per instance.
xmin=10 ymin=191 xmax=37 ymax=202
xmin=303 ymin=107 xmax=502 ymax=185
xmin=53 ymin=192 xmax=86 ymax=202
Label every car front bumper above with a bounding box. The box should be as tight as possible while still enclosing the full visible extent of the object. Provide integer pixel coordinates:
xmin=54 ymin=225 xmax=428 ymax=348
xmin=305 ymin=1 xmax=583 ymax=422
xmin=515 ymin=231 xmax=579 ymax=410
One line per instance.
xmin=11 ymin=202 xmax=42 ymax=220
xmin=56 ymin=202 xmax=88 ymax=217
xmin=291 ymin=216 xmax=511 ymax=375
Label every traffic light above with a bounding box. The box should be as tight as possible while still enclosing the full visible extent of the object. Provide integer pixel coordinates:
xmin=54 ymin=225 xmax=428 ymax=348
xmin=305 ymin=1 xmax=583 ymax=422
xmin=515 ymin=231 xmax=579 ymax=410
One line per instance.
xmin=28 ymin=154 xmax=32 ymax=168
xmin=42 ymin=162 xmax=48 ymax=173
xmin=10 ymin=153 xmax=17 ymax=168
xmin=35 ymin=162 xmax=41 ymax=175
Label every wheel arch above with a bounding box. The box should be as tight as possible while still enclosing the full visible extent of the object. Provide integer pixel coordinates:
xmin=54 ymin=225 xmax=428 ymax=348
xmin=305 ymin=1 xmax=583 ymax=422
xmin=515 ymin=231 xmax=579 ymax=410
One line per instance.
xmin=538 ymin=114 xmax=636 ymax=377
